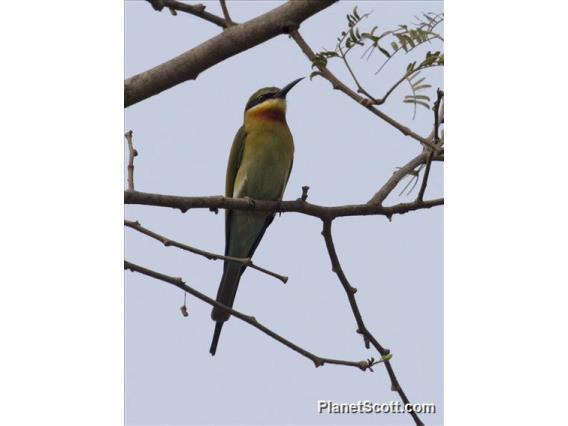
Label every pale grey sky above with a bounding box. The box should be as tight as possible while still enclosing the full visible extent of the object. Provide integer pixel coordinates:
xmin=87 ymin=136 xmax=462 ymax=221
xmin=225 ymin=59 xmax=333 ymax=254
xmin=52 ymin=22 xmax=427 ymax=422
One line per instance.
xmin=125 ymin=1 xmax=443 ymax=425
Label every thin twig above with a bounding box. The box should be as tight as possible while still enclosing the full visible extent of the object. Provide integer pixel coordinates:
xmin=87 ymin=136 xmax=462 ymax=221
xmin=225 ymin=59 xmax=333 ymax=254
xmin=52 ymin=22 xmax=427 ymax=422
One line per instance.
xmin=377 ymin=64 xmax=442 ymax=108
xmin=367 ymin=153 xmax=443 ymax=206
xmin=124 ymin=130 xmax=137 ymax=191
xmin=148 ymin=0 xmax=228 ymax=28
xmin=290 ymin=30 xmax=440 ymax=152
xmin=125 ymin=190 xmax=443 ymax=220
xmin=417 ymin=89 xmax=444 ymax=202
xmin=337 ymin=42 xmax=424 ymax=107
xmin=125 ymin=260 xmax=384 ymax=371
xmin=124 ymin=219 xmax=288 ymax=284
xmin=338 ymin=44 xmax=378 ymax=103
xmin=219 ymin=0 xmax=235 ymax=27
xmin=321 ymin=221 xmax=423 ymax=426
xmin=416 ymin=152 xmax=434 ymax=203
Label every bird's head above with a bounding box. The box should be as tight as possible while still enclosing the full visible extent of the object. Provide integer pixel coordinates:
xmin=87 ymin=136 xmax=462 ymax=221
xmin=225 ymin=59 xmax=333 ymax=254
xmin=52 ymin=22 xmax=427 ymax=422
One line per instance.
xmin=244 ymin=77 xmax=303 ymax=122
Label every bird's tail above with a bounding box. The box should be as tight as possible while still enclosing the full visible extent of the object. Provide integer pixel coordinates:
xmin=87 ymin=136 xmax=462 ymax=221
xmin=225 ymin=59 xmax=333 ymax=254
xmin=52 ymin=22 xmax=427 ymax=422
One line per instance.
xmin=210 ymin=261 xmax=243 ymax=356
xmin=209 ymin=322 xmax=224 ymax=356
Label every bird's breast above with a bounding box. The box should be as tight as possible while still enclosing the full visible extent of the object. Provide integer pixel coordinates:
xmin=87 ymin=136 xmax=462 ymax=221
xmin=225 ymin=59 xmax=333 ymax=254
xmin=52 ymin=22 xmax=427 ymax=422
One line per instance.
xmin=234 ymin=125 xmax=294 ymax=200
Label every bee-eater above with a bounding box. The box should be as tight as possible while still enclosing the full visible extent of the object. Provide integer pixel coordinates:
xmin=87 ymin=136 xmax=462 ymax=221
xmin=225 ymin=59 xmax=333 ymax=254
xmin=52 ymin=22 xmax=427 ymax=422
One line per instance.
xmin=209 ymin=77 xmax=303 ymax=356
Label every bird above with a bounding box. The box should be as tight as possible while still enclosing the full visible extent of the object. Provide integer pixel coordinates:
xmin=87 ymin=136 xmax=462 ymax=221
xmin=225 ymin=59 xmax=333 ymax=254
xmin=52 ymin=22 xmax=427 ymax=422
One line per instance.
xmin=209 ymin=77 xmax=303 ymax=356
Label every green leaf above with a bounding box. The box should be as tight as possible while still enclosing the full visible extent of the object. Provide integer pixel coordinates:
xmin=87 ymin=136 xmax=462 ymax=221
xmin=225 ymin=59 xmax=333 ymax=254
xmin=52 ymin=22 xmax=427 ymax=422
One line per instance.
xmin=407 ymin=70 xmax=421 ymax=80
xmin=353 ymin=6 xmax=360 ymax=20
xmin=413 ymin=84 xmax=432 ymax=91
xmin=309 ymin=71 xmax=322 ymax=80
xmin=377 ymin=44 xmax=391 ymax=58
xmin=412 ymin=77 xmax=426 ymax=86
xmin=403 ymin=34 xmax=415 ymax=48
xmin=349 ymin=27 xmax=356 ymax=41
xmin=404 ymin=99 xmax=430 ymax=109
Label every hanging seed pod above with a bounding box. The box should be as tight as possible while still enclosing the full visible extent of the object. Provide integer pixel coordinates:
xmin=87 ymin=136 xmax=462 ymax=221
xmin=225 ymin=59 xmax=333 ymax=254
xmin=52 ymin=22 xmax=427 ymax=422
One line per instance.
xmin=180 ymin=304 xmax=189 ymax=317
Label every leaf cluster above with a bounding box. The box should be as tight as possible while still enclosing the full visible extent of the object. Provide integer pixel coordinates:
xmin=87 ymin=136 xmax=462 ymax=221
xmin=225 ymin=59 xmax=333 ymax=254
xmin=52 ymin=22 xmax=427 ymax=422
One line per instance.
xmin=311 ymin=6 xmax=444 ymax=117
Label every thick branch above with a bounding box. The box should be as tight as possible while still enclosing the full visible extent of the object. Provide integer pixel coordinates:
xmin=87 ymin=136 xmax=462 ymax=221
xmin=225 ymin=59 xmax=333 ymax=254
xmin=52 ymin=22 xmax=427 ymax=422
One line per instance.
xmin=290 ymin=30 xmax=439 ymax=152
xmin=126 ymin=0 xmax=337 ymax=107
xmin=321 ymin=221 xmax=423 ymax=426
xmin=125 ymin=190 xmax=443 ymax=219
xmin=125 ymin=260 xmax=380 ymax=371
xmin=125 ymin=219 xmax=287 ymax=283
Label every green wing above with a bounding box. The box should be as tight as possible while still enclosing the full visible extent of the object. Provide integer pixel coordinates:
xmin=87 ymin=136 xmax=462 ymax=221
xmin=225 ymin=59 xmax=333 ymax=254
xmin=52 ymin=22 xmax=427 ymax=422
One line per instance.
xmin=226 ymin=126 xmax=246 ymax=198
xmin=224 ymin=126 xmax=247 ymax=256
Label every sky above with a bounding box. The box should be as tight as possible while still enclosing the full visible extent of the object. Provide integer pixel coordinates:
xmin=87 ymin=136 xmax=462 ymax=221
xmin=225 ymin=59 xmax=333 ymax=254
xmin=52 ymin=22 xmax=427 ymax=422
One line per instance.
xmin=125 ymin=1 xmax=443 ymax=425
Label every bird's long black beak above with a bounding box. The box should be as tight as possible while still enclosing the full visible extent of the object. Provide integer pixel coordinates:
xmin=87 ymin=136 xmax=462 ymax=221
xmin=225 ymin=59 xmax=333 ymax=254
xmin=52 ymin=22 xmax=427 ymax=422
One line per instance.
xmin=275 ymin=77 xmax=304 ymax=98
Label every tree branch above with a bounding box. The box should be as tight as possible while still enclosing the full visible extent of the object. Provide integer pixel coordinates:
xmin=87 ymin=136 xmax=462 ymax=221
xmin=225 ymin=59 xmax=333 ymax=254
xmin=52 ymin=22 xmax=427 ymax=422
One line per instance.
xmin=125 ymin=260 xmax=384 ymax=371
xmin=289 ymin=29 xmax=440 ymax=152
xmin=125 ymin=189 xmax=443 ymax=219
xmin=124 ymin=219 xmax=288 ymax=284
xmin=337 ymin=44 xmax=379 ymax=104
xmin=147 ymin=0 xmax=228 ymax=28
xmin=126 ymin=0 xmax=338 ymax=107
xmin=417 ymin=89 xmax=444 ymax=202
xmin=368 ymin=153 xmax=443 ymax=206
xmin=321 ymin=220 xmax=423 ymax=426
xmin=124 ymin=130 xmax=137 ymax=191
xmin=219 ymin=0 xmax=235 ymax=27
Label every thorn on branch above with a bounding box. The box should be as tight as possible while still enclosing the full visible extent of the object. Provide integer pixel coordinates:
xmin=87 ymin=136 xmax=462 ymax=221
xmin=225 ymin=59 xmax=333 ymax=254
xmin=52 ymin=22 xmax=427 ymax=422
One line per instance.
xmin=356 ymin=329 xmax=371 ymax=349
xmin=300 ymin=185 xmax=310 ymax=201
xmin=313 ymin=358 xmax=324 ymax=368
xmin=209 ymin=207 xmax=219 ymax=214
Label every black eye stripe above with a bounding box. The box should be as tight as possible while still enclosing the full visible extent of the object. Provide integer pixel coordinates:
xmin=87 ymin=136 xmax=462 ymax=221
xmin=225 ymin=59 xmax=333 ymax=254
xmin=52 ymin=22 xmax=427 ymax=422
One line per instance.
xmin=245 ymin=92 xmax=277 ymax=111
